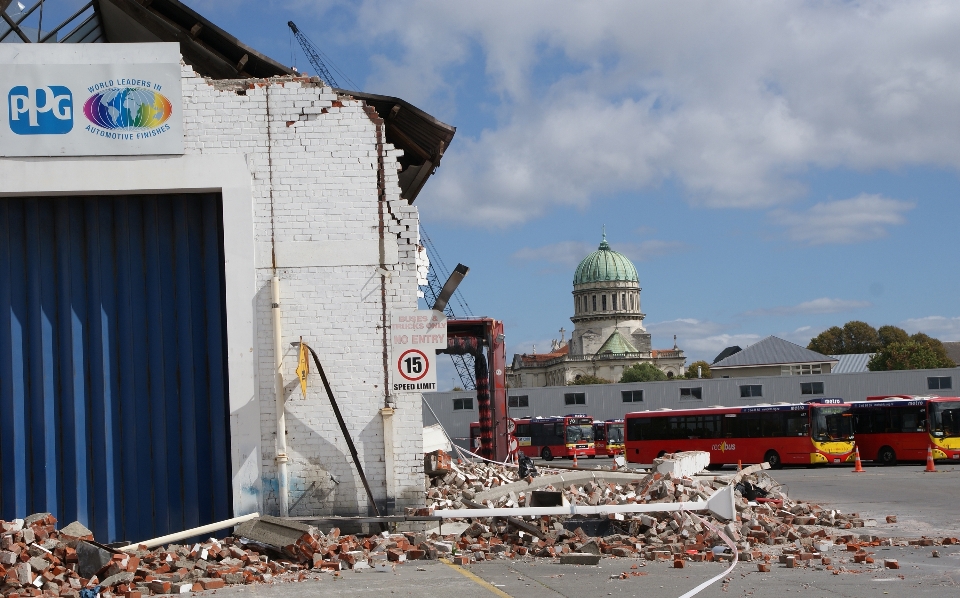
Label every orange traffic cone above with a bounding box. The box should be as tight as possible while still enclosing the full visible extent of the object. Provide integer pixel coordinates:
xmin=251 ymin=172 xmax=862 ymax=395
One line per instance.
xmin=572 ymin=451 xmax=579 ymax=468
xmin=852 ymin=446 xmax=864 ymax=473
xmin=737 ymin=459 xmax=742 ymax=471
xmin=925 ymin=444 xmax=937 ymax=472
xmin=611 ymin=452 xmax=618 ymax=470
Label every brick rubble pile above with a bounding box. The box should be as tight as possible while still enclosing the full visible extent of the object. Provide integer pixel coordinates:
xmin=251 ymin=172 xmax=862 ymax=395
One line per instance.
xmin=423 ymin=457 xmax=960 ymax=571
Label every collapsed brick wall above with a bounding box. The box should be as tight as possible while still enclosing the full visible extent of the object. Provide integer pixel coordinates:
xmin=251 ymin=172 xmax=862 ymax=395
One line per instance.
xmin=179 ymin=63 xmax=425 ymax=516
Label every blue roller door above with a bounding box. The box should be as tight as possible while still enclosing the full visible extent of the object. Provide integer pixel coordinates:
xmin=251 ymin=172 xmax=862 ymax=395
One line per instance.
xmin=0 ymin=194 xmax=231 ymax=543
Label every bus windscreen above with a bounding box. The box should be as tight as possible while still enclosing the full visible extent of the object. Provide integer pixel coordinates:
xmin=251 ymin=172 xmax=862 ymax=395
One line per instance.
xmin=931 ymin=401 xmax=960 ymax=438
xmin=812 ymin=406 xmax=854 ymax=441
xmin=608 ymin=424 xmax=624 ymax=443
xmin=566 ymin=424 xmax=594 ymax=443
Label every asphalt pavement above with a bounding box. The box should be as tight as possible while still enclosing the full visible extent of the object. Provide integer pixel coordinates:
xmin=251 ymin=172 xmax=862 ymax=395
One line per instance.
xmin=765 ymin=463 xmax=960 ymax=538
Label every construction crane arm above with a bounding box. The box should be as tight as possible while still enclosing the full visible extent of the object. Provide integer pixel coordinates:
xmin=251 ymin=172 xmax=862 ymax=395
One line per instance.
xmin=287 ymin=21 xmax=339 ymax=88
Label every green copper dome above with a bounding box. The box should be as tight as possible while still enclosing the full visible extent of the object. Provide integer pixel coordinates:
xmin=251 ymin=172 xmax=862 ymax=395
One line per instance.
xmin=573 ymin=233 xmax=639 ymax=286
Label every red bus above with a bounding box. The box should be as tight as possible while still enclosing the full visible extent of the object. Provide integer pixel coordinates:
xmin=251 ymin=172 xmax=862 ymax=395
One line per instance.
xmin=593 ymin=419 xmax=625 ymax=457
xmin=850 ymin=396 xmax=960 ymax=464
xmin=624 ymin=401 xmax=856 ymax=469
xmin=513 ymin=414 xmax=595 ymax=461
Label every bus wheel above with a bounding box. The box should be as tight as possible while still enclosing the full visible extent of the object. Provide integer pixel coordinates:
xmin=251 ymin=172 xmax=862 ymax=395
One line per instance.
xmin=706 ymin=463 xmax=724 ymax=471
xmin=656 ymin=450 xmax=666 ymax=458
xmin=878 ymin=446 xmax=897 ymax=466
xmin=541 ymin=447 xmax=554 ymax=461
xmin=764 ymin=450 xmax=783 ymax=470
xmin=588 ymin=455 xmax=596 ymax=459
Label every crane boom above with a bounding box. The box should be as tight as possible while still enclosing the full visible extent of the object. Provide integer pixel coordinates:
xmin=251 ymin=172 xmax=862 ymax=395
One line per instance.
xmin=288 ymin=21 xmax=339 ymax=88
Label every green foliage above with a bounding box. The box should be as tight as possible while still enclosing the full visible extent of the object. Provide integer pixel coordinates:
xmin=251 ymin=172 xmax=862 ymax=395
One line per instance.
xmin=569 ymin=374 xmax=612 ymax=385
xmin=619 ymin=362 xmax=667 ymax=383
xmin=877 ymin=325 xmax=909 ymax=347
xmin=685 ymin=360 xmax=712 ymax=379
xmin=813 ymin=320 xmax=954 ymax=369
xmin=868 ymin=341 xmax=954 ymax=371
xmin=809 ymin=321 xmax=881 ymax=354
xmin=808 ymin=326 xmax=844 ymax=354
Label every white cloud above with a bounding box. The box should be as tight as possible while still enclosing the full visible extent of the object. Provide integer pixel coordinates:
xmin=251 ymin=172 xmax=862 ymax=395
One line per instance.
xmin=770 ymin=194 xmax=914 ymax=244
xmin=646 ymin=319 xmax=759 ymax=362
xmin=322 ymin=1 xmax=960 ymax=226
xmin=900 ymin=316 xmax=960 ymax=341
xmin=746 ymin=297 xmax=871 ymax=316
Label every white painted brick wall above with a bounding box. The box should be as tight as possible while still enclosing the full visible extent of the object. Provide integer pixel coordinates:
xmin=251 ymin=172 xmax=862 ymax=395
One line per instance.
xmin=180 ymin=64 xmax=425 ymax=516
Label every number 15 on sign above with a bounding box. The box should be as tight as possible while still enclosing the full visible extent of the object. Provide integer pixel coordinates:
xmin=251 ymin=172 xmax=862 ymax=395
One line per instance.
xmin=392 ymin=348 xmax=437 ymax=392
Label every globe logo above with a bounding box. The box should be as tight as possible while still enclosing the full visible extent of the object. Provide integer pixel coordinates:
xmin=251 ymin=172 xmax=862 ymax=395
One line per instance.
xmin=83 ymin=87 xmax=172 ymax=131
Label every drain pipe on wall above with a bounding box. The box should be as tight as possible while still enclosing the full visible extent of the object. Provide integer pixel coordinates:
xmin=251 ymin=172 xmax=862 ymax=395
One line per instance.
xmin=272 ymin=275 xmax=290 ymax=518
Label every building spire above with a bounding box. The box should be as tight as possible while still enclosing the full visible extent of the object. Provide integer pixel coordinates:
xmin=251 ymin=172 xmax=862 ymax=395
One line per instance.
xmin=598 ymin=225 xmax=610 ymax=250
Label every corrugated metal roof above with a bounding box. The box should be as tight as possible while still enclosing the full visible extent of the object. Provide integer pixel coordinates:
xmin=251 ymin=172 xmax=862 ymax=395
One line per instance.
xmin=712 ymin=336 xmax=837 ymax=368
xmin=830 ymin=353 xmax=874 ymax=373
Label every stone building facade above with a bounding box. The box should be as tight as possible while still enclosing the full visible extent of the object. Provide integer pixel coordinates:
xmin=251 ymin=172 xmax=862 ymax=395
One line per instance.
xmin=508 ymin=235 xmax=685 ymax=388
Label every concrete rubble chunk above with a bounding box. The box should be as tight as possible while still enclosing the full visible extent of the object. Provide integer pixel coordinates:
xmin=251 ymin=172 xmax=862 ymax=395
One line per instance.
xmin=59 ymin=520 xmax=93 ymax=538
xmin=560 ymin=553 xmax=601 ymax=565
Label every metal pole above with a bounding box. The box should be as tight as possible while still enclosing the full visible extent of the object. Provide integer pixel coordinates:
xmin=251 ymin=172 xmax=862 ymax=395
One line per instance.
xmin=272 ymin=276 xmax=290 ymax=518
xmin=301 ymin=343 xmax=386 ymax=529
xmin=118 ymin=513 xmax=260 ymax=552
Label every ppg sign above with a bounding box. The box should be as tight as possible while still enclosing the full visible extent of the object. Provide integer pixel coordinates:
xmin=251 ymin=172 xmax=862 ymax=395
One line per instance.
xmin=8 ymin=86 xmax=73 ymax=135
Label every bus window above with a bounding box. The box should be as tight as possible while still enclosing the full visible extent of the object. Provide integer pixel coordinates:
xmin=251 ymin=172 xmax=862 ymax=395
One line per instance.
xmin=812 ymin=406 xmax=854 ymax=441
xmin=627 ymin=417 xmax=649 ymax=441
xmin=931 ymin=400 xmax=960 ymax=438
xmin=784 ymin=410 xmax=808 ymax=436
xmin=594 ymin=424 xmax=606 ymax=442
xmin=608 ymin=424 xmax=624 ymax=443
xmin=566 ymin=423 xmax=594 ymax=443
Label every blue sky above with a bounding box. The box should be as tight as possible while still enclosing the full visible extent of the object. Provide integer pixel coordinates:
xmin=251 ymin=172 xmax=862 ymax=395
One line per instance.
xmin=23 ymin=1 xmax=960 ymax=389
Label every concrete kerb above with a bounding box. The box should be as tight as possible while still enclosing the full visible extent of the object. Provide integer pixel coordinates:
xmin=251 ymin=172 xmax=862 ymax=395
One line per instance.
xmin=471 ymin=470 xmax=652 ymax=505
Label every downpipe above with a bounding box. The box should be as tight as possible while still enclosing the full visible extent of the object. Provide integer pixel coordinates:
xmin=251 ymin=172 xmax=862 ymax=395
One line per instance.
xmin=272 ymin=276 xmax=289 ymax=517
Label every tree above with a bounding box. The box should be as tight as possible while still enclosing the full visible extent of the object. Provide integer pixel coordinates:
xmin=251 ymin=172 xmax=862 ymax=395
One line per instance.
xmin=685 ymin=360 xmax=712 ymax=379
xmin=619 ymin=362 xmax=667 ymax=383
xmin=909 ymin=332 xmax=955 ymax=366
xmin=841 ymin=321 xmax=880 ymax=353
xmin=569 ymin=374 xmax=612 ymax=385
xmin=868 ymin=341 xmax=954 ymax=371
xmin=808 ymin=321 xmax=879 ymax=354
xmin=877 ymin=325 xmax=909 ymax=347
xmin=808 ymin=326 xmax=844 ymax=354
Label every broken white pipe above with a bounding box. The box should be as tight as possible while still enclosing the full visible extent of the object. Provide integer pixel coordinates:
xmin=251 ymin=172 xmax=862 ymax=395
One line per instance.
xmin=272 ymin=275 xmax=289 ymax=518
xmin=433 ymin=484 xmax=736 ymax=521
xmin=118 ymin=513 xmax=260 ymax=552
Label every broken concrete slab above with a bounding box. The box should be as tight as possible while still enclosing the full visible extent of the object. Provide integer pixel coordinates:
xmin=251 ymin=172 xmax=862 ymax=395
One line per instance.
xmin=59 ymin=520 xmax=93 ymax=539
xmin=560 ymin=553 xmax=601 ymax=565
xmin=234 ymin=515 xmax=319 ymax=550
xmin=653 ymin=451 xmax=711 ymax=478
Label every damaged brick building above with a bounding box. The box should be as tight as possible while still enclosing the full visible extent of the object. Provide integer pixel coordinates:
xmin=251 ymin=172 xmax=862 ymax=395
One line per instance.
xmin=0 ymin=0 xmax=454 ymax=543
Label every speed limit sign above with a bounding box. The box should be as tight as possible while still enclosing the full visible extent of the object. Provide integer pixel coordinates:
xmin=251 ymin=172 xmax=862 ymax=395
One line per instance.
xmin=392 ymin=348 xmax=437 ymax=392
xmin=398 ymin=349 xmax=429 ymax=381
xmin=390 ymin=310 xmax=444 ymax=393
xmin=506 ymin=418 xmax=517 ymax=434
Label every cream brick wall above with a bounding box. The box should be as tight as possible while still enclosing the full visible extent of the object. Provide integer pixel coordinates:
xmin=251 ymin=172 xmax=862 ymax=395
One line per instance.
xmin=179 ymin=63 xmax=425 ymax=516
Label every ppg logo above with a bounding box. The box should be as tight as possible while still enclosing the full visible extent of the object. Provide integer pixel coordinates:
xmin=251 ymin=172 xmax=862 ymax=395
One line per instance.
xmin=8 ymin=86 xmax=73 ymax=135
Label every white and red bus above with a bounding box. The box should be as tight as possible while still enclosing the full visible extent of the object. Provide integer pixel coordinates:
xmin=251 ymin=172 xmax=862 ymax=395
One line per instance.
xmin=593 ymin=419 xmax=625 ymax=457
xmin=512 ymin=414 xmax=595 ymax=461
xmin=850 ymin=395 xmax=960 ymax=464
xmin=624 ymin=401 xmax=856 ymax=469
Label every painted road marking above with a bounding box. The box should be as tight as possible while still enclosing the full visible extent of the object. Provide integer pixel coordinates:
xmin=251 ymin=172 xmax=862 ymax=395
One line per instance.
xmin=438 ymin=558 xmax=513 ymax=598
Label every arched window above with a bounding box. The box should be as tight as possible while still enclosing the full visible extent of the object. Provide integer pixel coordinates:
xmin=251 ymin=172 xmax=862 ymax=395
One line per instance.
xmin=622 ymin=293 xmax=626 ymax=311
xmin=667 ymin=371 xmax=674 ymax=379
xmin=592 ymin=295 xmax=597 ymax=311
xmin=601 ymin=295 xmax=607 ymax=311
xmin=575 ymin=296 xmax=580 ymax=313
xmin=612 ymin=294 xmax=617 ymax=310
